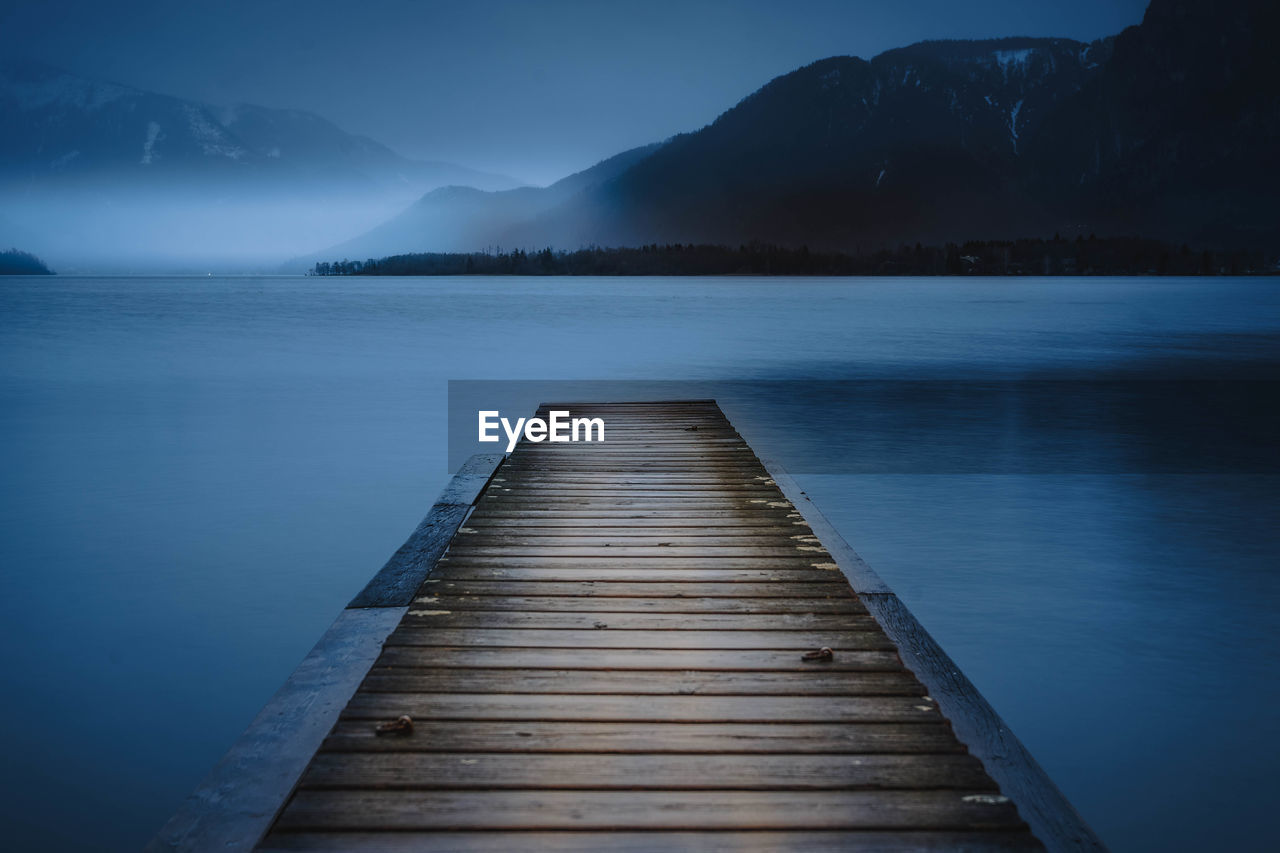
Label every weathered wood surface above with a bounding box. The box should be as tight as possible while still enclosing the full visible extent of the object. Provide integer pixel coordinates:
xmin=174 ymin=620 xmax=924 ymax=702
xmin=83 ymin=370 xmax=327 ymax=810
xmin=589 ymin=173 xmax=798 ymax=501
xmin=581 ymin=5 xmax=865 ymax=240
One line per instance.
xmin=260 ymin=830 xmax=1045 ymax=852
xmin=349 ymin=454 xmax=504 ymax=607
xmin=299 ymin=752 xmax=997 ymax=790
xmin=383 ymin=627 xmax=898 ymax=649
xmin=260 ymin=402 xmax=1047 ymax=851
xmin=318 ymin=719 xmax=970 ymax=754
xmin=274 ymin=789 xmax=1027 ymax=831
xmin=373 ymin=645 xmax=906 ymax=671
xmin=357 ymin=668 xmax=925 ymax=695
xmin=339 ymin=693 xmax=943 ymax=723
xmin=399 ymin=610 xmax=879 ymax=628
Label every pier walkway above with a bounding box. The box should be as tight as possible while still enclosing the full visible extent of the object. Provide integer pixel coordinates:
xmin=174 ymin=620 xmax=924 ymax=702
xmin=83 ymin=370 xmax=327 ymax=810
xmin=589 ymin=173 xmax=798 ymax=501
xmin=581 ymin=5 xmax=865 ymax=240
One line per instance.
xmin=154 ymin=401 xmax=1102 ymax=852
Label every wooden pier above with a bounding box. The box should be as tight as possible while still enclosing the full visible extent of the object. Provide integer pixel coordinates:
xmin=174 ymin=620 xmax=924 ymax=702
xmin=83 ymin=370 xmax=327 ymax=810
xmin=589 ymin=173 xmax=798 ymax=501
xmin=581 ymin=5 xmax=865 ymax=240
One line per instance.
xmin=153 ymin=401 xmax=1103 ymax=852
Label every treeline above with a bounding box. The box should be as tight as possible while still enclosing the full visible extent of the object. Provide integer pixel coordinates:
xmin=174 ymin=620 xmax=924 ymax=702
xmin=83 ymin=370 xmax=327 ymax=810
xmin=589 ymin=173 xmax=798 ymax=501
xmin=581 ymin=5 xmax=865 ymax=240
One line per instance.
xmin=0 ymin=248 xmax=54 ymax=275
xmin=310 ymin=237 xmax=1275 ymax=277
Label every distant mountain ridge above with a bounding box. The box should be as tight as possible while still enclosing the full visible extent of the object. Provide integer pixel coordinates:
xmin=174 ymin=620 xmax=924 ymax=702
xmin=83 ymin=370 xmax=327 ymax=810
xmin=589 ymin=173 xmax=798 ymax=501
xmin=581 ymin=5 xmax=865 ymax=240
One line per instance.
xmin=304 ymin=142 xmax=661 ymax=264
xmin=554 ymin=35 xmax=1107 ymax=249
xmin=0 ymin=61 xmax=521 ymax=270
xmin=0 ymin=60 xmax=518 ymax=194
xmin=328 ymin=0 xmax=1277 ymax=261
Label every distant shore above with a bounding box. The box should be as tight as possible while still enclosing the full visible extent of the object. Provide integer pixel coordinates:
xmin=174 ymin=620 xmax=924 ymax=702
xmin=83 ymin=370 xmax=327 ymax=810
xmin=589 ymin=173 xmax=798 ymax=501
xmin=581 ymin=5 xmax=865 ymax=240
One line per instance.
xmin=310 ymin=239 xmax=1276 ymax=278
xmin=0 ymin=249 xmax=54 ymax=275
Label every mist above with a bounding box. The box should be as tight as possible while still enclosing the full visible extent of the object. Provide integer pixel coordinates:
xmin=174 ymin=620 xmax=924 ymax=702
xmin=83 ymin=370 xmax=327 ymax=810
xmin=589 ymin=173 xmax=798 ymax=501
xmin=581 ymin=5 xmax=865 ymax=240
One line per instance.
xmin=0 ymin=187 xmax=429 ymax=273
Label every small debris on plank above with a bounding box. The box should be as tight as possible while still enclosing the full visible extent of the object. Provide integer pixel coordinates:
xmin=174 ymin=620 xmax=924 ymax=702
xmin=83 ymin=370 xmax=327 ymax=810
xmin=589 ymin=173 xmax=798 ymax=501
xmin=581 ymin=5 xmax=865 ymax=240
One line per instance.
xmin=375 ymin=715 xmax=414 ymax=736
xmin=801 ymin=647 xmax=835 ymax=662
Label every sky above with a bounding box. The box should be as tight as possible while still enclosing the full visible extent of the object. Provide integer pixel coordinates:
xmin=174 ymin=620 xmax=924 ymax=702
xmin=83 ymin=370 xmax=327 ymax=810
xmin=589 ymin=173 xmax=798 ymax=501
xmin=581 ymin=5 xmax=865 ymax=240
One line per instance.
xmin=1 ymin=0 xmax=1149 ymax=185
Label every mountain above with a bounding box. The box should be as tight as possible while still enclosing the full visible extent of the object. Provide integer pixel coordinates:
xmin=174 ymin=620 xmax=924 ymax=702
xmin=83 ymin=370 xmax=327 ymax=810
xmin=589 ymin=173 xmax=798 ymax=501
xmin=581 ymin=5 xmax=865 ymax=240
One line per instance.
xmin=304 ymin=142 xmax=661 ymax=263
xmin=218 ymin=104 xmax=519 ymax=195
xmin=541 ymin=36 xmax=1109 ymax=250
xmin=0 ymin=60 xmax=519 ymax=194
xmin=1024 ymin=0 xmax=1280 ymax=247
xmin=0 ymin=61 xmax=521 ymax=269
xmin=332 ymin=0 xmax=1277 ymax=260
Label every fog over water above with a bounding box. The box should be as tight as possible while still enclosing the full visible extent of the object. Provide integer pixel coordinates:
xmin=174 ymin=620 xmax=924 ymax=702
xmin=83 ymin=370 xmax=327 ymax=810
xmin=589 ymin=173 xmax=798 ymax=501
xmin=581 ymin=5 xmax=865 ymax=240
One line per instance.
xmin=1 ymin=275 xmax=1277 ymax=851
xmin=0 ymin=0 xmax=1151 ymax=272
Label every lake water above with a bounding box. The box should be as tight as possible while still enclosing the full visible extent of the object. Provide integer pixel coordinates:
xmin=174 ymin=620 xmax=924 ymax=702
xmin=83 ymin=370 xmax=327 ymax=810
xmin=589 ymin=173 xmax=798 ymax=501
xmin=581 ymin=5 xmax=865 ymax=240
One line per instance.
xmin=1 ymin=275 xmax=1277 ymax=852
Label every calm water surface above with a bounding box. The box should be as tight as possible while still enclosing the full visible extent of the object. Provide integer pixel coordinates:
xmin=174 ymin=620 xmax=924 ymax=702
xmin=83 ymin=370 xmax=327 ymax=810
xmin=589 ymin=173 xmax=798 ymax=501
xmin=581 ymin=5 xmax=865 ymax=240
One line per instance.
xmin=0 ymin=276 xmax=1277 ymax=851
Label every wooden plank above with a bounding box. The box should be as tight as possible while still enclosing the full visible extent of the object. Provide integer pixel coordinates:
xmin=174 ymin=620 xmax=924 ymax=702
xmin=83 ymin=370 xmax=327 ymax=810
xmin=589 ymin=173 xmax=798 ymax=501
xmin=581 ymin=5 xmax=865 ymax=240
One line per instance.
xmin=467 ymin=509 xmax=802 ymax=519
xmin=501 ymin=461 xmax=762 ymax=468
xmin=535 ymin=397 xmax=720 ymax=403
xmin=465 ymin=518 xmax=807 ymax=527
xmin=260 ymin=830 xmax=1045 ymax=852
xmin=504 ymin=467 xmax=754 ymax=475
xmin=272 ymin=789 xmax=1028 ymax=832
xmin=399 ymin=611 xmax=879 ymax=630
xmin=340 ymin=693 xmax=940 ymax=723
xmin=348 ymin=451 xmax=505 ymax=608
xmin=499 ymin=448 xmax=752 ymax=455
xmin=375 ymin=646 xmax=905 ymax=671
xmin=497 ymin=466 xmax=770 ymax=475
xmin=502 ymin=444 xmax=754 ymax=451
xmin=507 ymin=449 xmax=750 ymax=455
xmin=436 ymin=453 xmax=507 ymax=504
xmin=472 ymin=500 xmax=789 ymax=508
xmin=534 ymin=399 xmax=720 ymax=406
xmin=446 ymin=545 xmax=831 ymax=558
xmin=408 ymin=595 xmax=865 ymax=613
xmin=415 ymin=579 xmax=858 ymax=599
xmin=491 ymin=470 xmax=771 ymax=477
xmin=437 ymin=556 xmax=831 ymax=568
xmin=384 ymin=628 xmax=896 ymax=650
xmin=453 ymin=531 xmax=821 ymax=541
xmin=358 ymin=669 xmax=926 ymax=696
xmin=298 ymin=753 xmax=997 ymax=791
xmin=485 ymin=481 xmax=773 ymax=488
xmin=499 ymin=470 xmax=759 ymax=475
xmin=494 ymin=468 xmax=762 ymax=473
xmin=481 ymin=485 xmax=781 ymax=493
xmin=348 ymin=503 xmax=472 ymax=608
xmin=320 ymin=720 xmax=969 ymax=754
xmin=426 ymin=568 xmax=845 ymax=582
xmin=463 ymin=525 xmax=819 ymax=535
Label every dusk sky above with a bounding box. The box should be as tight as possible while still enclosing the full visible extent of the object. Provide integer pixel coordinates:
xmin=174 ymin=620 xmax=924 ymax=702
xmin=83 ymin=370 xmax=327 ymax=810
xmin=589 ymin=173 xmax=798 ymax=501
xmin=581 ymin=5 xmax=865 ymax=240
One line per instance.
xmin=3 ymin=0 xmax=1149 ymax=185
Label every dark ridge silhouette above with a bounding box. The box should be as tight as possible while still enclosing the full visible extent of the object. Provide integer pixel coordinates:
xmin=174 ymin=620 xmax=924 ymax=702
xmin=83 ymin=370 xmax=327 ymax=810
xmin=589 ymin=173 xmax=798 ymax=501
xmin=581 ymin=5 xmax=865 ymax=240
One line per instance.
xmin=329 ymin=0 xmax=1279 ymax=262
xmin=310 ymin=238 xmax=1274 ymax=278
xmin=293 ymin=143 xmax=662 ymax=266
xmin=0 ymin=248 xmax=53 ymax=275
